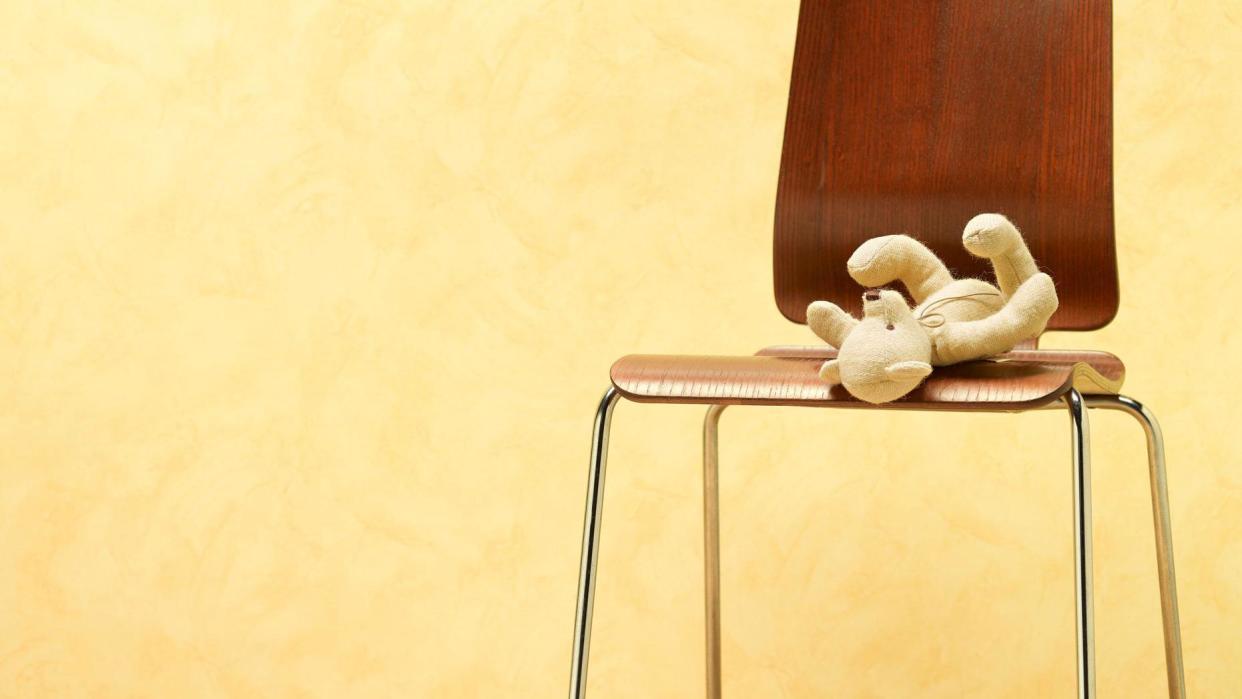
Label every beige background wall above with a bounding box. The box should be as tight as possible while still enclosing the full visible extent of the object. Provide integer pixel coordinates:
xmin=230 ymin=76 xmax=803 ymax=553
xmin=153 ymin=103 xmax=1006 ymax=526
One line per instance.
xmin=1 ymin=1 xmax=1239 ymax=696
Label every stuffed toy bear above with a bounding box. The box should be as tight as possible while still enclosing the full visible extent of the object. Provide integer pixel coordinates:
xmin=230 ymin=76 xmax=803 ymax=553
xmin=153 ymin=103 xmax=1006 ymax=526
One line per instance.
xmin=806 ymin=214 xmax=1058 ymax=404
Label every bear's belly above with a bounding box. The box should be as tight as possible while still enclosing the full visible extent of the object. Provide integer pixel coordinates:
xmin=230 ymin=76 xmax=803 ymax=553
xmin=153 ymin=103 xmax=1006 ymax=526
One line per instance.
xmin=914 ymin=278 xmax=1003 ymax=325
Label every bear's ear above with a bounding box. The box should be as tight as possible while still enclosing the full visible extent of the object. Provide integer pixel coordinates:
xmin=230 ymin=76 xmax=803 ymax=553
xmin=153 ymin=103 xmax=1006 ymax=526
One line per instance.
xmin=819 ymin=359 xmax=842 ymax=384
xmin=884 ymin=360 xmax=933 ymax=382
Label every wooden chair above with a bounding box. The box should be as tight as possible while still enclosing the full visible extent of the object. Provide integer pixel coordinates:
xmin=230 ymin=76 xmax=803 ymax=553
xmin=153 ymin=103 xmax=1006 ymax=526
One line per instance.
xmin=567 ymin=2 xmax=1185 ymax=698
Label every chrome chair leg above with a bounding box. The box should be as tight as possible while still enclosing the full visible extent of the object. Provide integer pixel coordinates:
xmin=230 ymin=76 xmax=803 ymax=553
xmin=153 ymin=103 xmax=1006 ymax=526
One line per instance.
xmin=602 ymin=389 xmax=1179 ymax=699
xmin=569 ymin=387 xmax=621 ymax=699
xmin=1084 ymin=395 xmax=1186 ymax=699
xmin=702 ymin=405 xmax=727 ymax=699
xmin=1066 ymin=389 xmax=1096 ymax=699
xmin=702 ymin=394 xmax=1103 ymax=699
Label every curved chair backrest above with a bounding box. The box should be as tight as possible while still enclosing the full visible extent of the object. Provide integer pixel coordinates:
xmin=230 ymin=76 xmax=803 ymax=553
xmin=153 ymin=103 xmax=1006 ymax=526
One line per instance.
xmin=773 ymin=1 xmax=1116 ymax=331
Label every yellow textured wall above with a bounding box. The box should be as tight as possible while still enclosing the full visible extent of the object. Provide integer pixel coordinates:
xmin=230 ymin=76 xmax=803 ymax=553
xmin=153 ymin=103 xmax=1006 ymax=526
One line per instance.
xmin=0 ymin=1 xmax=1238 ymax=696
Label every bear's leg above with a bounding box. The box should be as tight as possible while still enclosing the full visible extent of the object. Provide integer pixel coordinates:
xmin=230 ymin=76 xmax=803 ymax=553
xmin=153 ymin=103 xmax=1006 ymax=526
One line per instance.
xmin=962 ymin=214 xmax=1041 ymax=299
xmin=931 ymin=273 xmax=1059 ymax=364
xmin=806 ymin=300 xmax=858 ymax=348
xmin=846 ymin=234 xmax=955 ymax=303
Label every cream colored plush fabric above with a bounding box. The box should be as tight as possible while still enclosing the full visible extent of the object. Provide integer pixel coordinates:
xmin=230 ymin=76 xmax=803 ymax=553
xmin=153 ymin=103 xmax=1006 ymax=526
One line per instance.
xmin=806 ymin=214 xmax=1059 ymax=403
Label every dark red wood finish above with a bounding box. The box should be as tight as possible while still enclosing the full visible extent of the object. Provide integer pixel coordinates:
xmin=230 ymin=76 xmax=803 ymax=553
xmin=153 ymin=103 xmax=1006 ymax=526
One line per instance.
xmin=773 ymin=1 xmax=1117 ymax=331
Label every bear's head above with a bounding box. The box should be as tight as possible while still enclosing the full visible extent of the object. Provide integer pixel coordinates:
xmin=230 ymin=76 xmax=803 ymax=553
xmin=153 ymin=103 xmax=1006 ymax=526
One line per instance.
xmin=819 ymin=289 xmax=933 ymax=403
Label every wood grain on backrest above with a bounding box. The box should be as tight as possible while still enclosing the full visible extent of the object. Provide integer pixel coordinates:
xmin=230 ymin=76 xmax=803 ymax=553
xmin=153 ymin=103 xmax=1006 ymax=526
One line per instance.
xmin=773 ymin=1 xmax=1117 ymax=331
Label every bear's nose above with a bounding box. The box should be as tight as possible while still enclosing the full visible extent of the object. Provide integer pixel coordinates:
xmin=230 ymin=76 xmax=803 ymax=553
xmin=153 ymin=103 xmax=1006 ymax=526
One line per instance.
xmin=864 ymin=289 xmax=881 ymax=301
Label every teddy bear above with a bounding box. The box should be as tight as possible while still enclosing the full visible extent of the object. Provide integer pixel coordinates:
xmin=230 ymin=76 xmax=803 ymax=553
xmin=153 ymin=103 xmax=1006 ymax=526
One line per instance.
xmin=805 ymin=213 xmax=1059 ymax=404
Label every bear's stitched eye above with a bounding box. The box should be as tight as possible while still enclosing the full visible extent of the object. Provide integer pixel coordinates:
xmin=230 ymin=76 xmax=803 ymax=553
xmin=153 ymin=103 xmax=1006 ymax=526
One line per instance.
xmin=886 ymin=324 xmax=894 ymax=330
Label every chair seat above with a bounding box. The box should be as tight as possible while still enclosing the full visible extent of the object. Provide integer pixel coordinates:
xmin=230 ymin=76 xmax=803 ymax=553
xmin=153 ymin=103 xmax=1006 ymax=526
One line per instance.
xmin=610 ymin=347 xmax=1124 ymax=412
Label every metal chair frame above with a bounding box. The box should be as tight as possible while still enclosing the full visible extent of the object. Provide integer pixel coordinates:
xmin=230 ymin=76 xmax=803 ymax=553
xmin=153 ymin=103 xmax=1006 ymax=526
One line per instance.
xmin=568 ymin=386 xmax=1185 ymax=699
